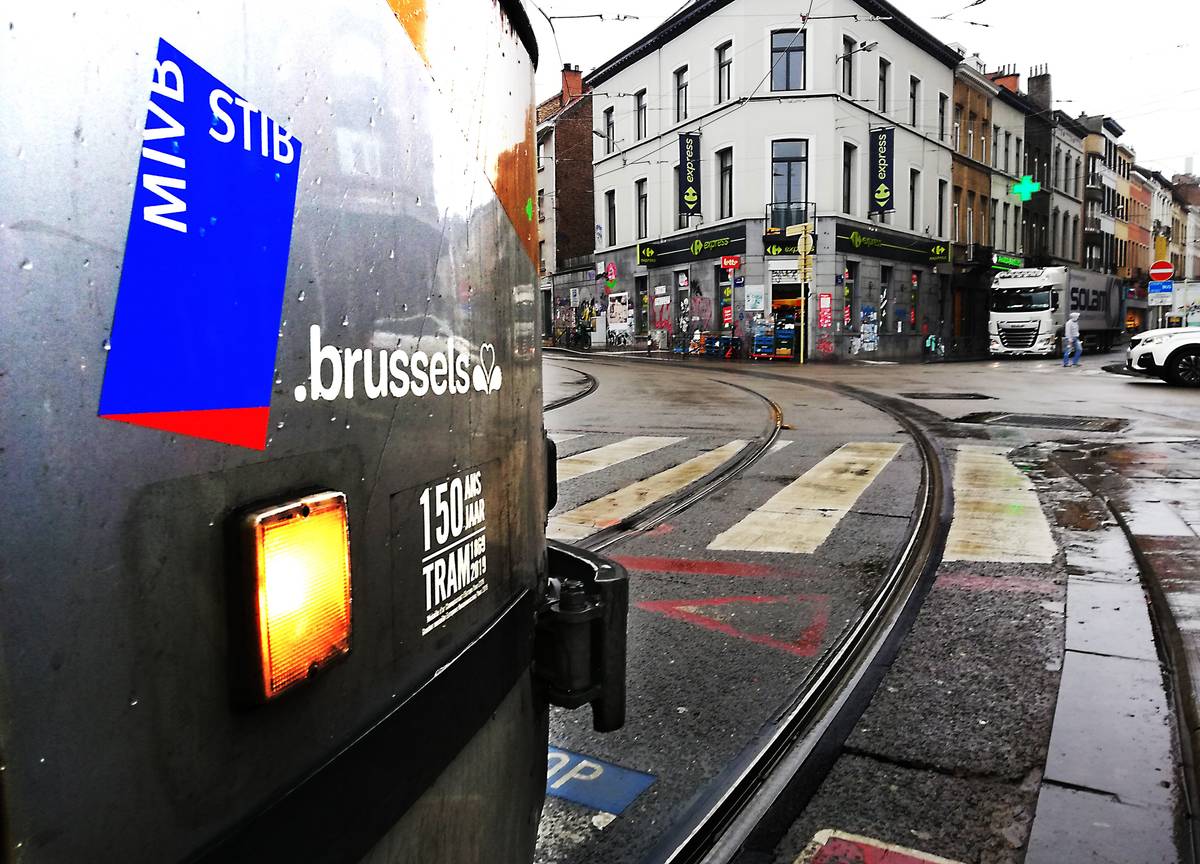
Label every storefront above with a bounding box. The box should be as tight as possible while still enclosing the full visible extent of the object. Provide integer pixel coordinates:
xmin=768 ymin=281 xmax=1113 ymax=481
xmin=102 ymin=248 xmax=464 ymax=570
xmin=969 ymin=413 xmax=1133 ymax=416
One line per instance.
xmin=637 ymin=224 xmax=747 ymax=350
xmin=829 ymin=221 xmax=950 ymax=361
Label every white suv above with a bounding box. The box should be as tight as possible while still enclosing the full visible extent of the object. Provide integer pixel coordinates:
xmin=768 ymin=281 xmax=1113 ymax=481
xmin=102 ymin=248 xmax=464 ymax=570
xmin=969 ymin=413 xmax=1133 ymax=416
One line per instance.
xmin=1127 ymin=327 xmax=1200 ymax=386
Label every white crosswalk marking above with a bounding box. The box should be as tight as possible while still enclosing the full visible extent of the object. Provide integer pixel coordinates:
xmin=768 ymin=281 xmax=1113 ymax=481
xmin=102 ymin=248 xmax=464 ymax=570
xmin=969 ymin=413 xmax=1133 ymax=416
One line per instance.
xmin=708 ymin=441 xmax=904 ymax=554
xmin=556 ymin=436 xmax=685 ymax=482
xmin=549 ymin=433 xmax=582 ymax=444
xmin=547 ymin=440 xmax=748 ymax=542
xmin=943 ymin=446 xmax=1056 ymax=563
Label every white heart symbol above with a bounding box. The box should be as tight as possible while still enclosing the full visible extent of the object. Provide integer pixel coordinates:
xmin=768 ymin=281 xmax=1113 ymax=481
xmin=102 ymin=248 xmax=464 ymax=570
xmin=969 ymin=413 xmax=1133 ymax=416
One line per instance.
xmin=475 ymin=343 xmax=499 ymax=393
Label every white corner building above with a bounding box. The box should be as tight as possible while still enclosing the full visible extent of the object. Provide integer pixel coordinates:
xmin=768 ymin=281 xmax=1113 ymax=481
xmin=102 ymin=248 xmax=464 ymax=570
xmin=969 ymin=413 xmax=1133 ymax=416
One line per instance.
xmin=585 ymin=0 xmax=958 ymax=360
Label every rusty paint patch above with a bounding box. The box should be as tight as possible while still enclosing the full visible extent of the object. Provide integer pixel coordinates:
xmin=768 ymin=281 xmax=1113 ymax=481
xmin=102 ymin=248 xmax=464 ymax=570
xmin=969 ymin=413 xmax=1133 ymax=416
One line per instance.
xmin=797 ymin=829 xmax=964 ymax=864
xmin=385 ymin=0 xmax=428 ymax=65
xmin=492 ymin=106 xmax=538 ymax=266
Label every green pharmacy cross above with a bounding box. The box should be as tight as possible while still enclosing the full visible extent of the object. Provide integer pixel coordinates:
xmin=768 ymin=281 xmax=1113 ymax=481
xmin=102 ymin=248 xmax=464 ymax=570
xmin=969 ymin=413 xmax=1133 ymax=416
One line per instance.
xmin=1011 ymin=175 xmax=1041 ymax=202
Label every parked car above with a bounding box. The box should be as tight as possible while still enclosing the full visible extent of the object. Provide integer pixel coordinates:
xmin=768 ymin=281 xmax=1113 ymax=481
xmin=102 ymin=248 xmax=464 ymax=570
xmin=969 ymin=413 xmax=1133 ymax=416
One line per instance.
xmin=1127 ymin=327 xmax=1200 ymax=386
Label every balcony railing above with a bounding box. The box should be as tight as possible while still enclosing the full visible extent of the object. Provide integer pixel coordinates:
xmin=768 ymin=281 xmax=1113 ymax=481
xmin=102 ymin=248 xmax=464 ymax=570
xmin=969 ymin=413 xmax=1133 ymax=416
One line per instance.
xmin=765 ymin=202 xmax=811 ymax=232
xmin=1085 ymin=172 xmax=1103 ymax=188
xmin=1084 ymin=216 xmax=1103 ymax=232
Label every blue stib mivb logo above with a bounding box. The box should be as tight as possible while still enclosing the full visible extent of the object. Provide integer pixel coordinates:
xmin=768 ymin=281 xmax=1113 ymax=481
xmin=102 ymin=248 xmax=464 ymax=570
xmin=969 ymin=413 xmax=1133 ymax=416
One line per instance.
xmin=98 ymin=38 xmax=303 ymax=449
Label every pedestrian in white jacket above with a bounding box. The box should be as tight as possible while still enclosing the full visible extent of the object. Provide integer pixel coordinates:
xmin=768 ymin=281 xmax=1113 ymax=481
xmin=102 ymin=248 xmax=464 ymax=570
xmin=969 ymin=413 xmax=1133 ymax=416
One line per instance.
xmin=1063 ymin=312 xmax=1082 ymax=367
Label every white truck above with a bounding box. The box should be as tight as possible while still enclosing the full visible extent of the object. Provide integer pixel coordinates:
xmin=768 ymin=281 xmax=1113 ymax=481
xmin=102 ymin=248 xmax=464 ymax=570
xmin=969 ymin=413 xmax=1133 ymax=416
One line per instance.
xmin=989 ymin=266 xmax=1126 ymax=357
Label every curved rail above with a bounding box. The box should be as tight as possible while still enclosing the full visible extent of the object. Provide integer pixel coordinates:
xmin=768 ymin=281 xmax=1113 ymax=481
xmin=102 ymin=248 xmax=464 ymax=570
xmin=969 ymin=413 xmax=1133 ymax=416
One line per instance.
xmin=668 ymin=383 xmax=948 ymax=864
xmin=544 ymin=354 xmax=953 ymax=864
xmin=632 ymin=374 xmax=952 ymax=864
xmin=578 ymin=380 xmax=783 ymax=555
xmin=544 ymin=364 xmax=599 ymax=412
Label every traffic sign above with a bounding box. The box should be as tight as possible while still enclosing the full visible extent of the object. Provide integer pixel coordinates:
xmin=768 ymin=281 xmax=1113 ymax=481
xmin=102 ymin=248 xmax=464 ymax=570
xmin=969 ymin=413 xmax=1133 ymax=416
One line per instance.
xmin=1150 ymin=260 xmax=1174 ymax=282
xmin=796 ymin=234 xmax=815 ymax=256
xmin=1148 ymin=280 xmax=1174 ymax=307
xmin=785 ymin=221 xmax=814 ymax=237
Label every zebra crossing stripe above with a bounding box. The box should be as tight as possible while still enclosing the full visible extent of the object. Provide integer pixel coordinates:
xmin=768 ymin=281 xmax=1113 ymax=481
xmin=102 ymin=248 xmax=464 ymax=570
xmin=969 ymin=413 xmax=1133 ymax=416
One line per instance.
xmin=708 ymin=441 xmax=904 ymax=554
xmin=549 ymin=433 xmax=583 ymax=444
xmin=556 ymin=436 xmax=685 ymax=482
xmin=943 ymin=446 xmax=1056 ymax=563
xmin=547 ymin=440 xmax=748 ymax=542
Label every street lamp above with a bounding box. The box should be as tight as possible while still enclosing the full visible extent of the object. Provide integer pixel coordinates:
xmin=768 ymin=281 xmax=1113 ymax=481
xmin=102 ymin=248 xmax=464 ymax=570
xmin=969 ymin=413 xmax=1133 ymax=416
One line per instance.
xmin=835 ymin=40 xmax=878 ymax=63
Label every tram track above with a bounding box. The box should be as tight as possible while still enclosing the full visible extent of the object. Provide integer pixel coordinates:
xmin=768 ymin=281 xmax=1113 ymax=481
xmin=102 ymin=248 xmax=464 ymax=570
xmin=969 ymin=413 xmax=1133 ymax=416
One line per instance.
xmin=544 ymin=364 xmax=598 ymax=412
xmin=543 ymin=354 xmax=952 ymax=864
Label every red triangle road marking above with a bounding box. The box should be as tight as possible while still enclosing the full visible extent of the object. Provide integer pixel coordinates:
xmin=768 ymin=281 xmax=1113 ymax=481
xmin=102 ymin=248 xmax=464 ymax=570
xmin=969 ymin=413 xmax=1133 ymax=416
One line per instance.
xmin=637 ymin=594 xmax=830 ymax=657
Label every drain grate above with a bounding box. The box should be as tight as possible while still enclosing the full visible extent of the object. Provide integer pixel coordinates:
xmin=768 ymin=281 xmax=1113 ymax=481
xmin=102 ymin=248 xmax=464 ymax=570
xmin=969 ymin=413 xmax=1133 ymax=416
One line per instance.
xmin=962 ymin=412 xmax=1126 ymax=433
xmin=900 ymin=392 xmax=993 ymax=400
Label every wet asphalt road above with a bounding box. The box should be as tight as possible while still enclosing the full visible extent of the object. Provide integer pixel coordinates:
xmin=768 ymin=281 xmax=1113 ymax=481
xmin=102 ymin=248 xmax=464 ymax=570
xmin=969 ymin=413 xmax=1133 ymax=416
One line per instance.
xmin=539 ymin=357 xmax=921 ymax=864
xmin=537 ymin=351 xmax=1200 ymax=864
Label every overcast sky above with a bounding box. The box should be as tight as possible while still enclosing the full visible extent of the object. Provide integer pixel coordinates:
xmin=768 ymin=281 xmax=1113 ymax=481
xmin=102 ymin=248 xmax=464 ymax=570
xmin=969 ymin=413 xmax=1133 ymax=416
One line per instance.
xmin=528 ymin=0 xmax=1200 ymax=178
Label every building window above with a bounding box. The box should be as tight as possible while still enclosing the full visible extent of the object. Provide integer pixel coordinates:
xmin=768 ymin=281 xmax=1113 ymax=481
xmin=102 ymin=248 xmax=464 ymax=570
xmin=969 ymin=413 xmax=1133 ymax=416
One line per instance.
xmin=718 ymin=148 xmax=733 ymax=220
xmin=992 ymin=126 xmax=999 ymax=169
xmin=636 ymin=179 xmax=648 ymax=240
xmin=990 ymin=199 xmax=997 ymax=246
xmin=877 ymin=58 xmax=890 ymax=112
xmin=952 ymin=186 xmax=961 ymax=242
xmin=909 ymin=76 xmax=919 ymax=126
xmin=537 ymin=137 xmax=546 ymax=170
xmin=1051 ymin=209 xmax=1059 ymax=256
xmin=537 ymin=188 xmax=545 ymax=221
xmin=1015 ymin=138 xmax=1022 ymax=174
xmin=605 ymin=189 xmax=616 ymax=246
xmin=1071 ymin=215 xmax=1078 ymax=259
xmin=635 ymin=89 xmax=647 ymax=140
xmin=1002 ymin=202 xmax=1009 ymax=248
xmin=842 ymin=142 xmax=857 ymax=214
xmin=538 ymin=240 xmax=545 ymax=274
xmin=770 ymin=139 xmax=808 ymax=228
xmin=841 ymin=35 xmax=855 ymax=96
xmin=967 ymin=192 xmax=975 ymax=245
xmin=1003 ymin=132 xmax=1011 ymax=174
xmin=953 ymin=105 xmax=962 ymax=152
xmin=674 ymin=66 xmax=688 ymax=122
xmin=603 ymin=106 xmax=615 ymax=154
xmin=716 ymin=42 xmax=732 ymax=104
xmin=673 ymin=166 xmax=688 ymax=230
xmin=938 ymin=93 xmax=948 ymax=141
xmin=909 ymin=169 xmax=920 ymax=230
xmin=967 ymin=113 xmax=975 ymax=160
xmin=937 ymin=179 xmax=947 ymax=237
xmin=770 ymin=29 xmax=805 ymax=91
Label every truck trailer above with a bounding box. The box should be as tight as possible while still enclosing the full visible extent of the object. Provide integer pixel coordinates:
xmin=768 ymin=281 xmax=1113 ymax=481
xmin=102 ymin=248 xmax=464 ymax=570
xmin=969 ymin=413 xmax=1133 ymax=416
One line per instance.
xmin=989 ymin=266 xmax=1126 ymax=357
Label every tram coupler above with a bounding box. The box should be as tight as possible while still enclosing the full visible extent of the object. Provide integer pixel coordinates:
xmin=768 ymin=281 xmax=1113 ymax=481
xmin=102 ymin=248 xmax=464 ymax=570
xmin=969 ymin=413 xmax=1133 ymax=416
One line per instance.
xmin=536 ymin=541 xmax=628 ymax=732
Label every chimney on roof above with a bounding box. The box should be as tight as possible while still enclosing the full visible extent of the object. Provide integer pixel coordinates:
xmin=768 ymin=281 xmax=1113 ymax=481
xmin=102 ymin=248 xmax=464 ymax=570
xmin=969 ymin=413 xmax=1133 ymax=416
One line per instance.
xmin=561 ymin=63 xmax=583 ymax=102
xmin=1028 ymin=65 xmax=1051 ymax=111
xmin=987 ymin=64 xmax=1020 ymax=94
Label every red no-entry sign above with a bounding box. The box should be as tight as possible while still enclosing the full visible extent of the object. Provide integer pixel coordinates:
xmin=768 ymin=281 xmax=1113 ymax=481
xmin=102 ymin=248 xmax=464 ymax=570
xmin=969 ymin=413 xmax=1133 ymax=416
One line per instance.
xmin=1150 ymin=260 xmax=1174 ymax=282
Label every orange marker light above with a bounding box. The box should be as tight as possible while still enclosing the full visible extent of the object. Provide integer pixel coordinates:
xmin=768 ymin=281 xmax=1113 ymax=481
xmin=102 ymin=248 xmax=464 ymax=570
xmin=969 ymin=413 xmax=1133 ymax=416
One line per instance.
xmin=244 ymin=491 xmax=351 ymax=700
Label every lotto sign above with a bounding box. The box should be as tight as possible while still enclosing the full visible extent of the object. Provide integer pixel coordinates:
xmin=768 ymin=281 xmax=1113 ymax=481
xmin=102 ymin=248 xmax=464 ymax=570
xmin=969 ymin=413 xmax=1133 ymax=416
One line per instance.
xmin=722 ymin=306 xmax=734 ymax=325
xmin=721 ymin=255 xmax=741 ymax=270
xmin=818 ymin=293 xmax=833 ymax=329
xmin=99 ymin=39 xmax=303 ymax=449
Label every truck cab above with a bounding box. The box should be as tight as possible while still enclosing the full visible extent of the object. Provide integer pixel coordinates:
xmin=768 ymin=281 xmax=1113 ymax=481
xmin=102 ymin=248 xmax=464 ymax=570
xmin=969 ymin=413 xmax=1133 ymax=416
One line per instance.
xmin=989 ymin=268 xmax=1064 ymax=356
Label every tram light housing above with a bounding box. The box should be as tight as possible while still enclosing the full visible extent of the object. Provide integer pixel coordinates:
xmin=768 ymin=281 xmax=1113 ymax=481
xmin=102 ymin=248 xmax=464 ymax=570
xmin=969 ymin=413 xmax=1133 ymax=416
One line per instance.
xmin=240 ymin=491 xmax=352 ymax=701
